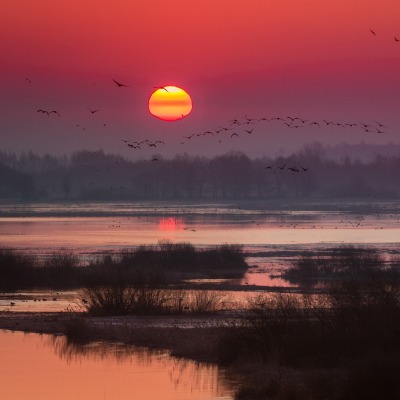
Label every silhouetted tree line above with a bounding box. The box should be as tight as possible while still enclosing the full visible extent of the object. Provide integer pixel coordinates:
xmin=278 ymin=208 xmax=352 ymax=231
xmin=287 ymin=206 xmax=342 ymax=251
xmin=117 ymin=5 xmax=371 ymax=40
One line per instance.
xmin=0 ymin=142 xmax=399 ymax=200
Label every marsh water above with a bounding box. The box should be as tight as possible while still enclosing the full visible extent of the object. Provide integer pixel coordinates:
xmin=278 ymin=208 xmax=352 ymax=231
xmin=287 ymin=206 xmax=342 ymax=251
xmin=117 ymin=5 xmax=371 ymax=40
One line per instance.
xmin=1 ymin=201 xmax=400 ymax=397
xmin=0 ymin=330 xmax=234 ymax=400
xmin=1 ymin=201 xmax=400 ymax=266
xmin=1 ymin=200 xmax=400 ymax=310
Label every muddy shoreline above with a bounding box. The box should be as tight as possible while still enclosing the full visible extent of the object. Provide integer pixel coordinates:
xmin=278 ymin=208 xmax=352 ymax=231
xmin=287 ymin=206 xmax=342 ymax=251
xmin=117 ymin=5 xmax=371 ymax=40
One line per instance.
xmin=0 ymin=311 xmax=240 ymax=335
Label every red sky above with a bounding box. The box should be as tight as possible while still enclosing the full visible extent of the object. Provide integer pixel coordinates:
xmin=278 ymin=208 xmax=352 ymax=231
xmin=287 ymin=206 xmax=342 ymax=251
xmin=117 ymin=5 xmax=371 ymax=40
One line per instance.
xmin=1 ymin=0 xmax=400 ymax=158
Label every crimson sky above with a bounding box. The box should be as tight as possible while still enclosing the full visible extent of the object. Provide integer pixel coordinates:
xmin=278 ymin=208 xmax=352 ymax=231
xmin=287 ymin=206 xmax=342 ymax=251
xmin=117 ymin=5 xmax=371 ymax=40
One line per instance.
xmin=1 ymin=0 xmax=400 ymax=158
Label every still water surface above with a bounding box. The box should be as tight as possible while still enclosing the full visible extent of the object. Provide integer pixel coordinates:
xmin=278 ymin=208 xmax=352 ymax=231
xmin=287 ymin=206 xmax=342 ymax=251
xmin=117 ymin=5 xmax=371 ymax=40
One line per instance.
xmin=2 ymin=202 xmax=400 ymax=250
xmin=0 ymin=330 xmax=234 ymax=400
xmin=1 ymin=201 xmax=400 ymax=290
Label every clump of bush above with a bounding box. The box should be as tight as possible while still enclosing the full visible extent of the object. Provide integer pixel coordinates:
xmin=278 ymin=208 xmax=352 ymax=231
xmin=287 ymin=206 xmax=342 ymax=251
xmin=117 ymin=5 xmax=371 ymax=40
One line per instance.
xmin=0 ymin=242 xmax=247 ymax=289
xmin=0 ymin=248 xmax=34 ymax=289
xmin=81 ymin=285 xmax=228 ymax=316
xmin=114 ymin=241 xmax=246 ymax=275
xmin=283 ymin=245 xmax=400 ymax=285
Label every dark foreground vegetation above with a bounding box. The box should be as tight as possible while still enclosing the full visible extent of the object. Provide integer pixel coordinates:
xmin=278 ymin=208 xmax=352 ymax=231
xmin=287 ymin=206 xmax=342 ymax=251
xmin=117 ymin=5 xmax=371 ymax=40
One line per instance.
xmin=283 ymin=245 xmax=400 ymax=286
xmin=3 ymin=244 xmax=400 ymax=398
xmin=64 ymin=270 xmax=400 ymax=400
xmin=60 ymin=245 xmax=400 ymax=399
xmin=0 ymin=242 xmax=247 ymax=290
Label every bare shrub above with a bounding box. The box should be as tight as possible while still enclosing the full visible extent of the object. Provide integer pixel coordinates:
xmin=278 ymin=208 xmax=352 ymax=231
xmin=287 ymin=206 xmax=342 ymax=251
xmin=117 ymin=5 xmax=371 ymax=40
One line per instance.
xmin=188 ymin=290 xmax=227 ymax=314
xmin=82 ymin=286 xmax=171 ymax=316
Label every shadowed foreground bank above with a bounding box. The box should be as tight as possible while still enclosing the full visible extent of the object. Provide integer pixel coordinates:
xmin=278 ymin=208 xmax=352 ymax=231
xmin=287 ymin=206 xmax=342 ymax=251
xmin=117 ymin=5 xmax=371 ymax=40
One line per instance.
xmin=2 ymin=269 xmax=400 ymax=400
xmin=2 ymin=245 xmax=400 ymax=399
xmin=67 ymin=277 xmax=400 ymax=399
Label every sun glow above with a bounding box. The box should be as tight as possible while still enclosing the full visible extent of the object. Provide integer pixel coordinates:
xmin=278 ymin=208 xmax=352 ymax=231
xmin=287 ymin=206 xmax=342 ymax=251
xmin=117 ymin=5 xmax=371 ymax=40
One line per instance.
xmin=148 ymin=86 xmax=192 ymax=121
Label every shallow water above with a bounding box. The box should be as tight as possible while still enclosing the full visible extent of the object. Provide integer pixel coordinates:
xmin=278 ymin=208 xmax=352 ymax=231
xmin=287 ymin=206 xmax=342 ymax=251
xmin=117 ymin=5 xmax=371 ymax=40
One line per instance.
xmin=2 ymin=201 xmax=400 ymax=250
xmin=0 ymin=330 xmax=234 ymax=400
xmin=1 ymin=200 xmax=399 ymax=294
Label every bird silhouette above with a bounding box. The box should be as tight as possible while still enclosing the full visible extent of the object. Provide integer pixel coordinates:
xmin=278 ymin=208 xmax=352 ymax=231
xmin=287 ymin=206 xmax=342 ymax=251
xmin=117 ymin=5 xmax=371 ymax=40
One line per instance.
xmin=278 ymin=164 xmax=286 ymax=170
xmin=153 ymin=86 xmax=169 ymax=92
xmin=113 ymin=79 xmax=129 ymax=87
xmin=395 ymin=36 xmax=399 ymax=42
xmin=231 ymin=133 xmax=239 ymax=138
xmin=37 ymin=109 xmax=49 ymax=115
xmin=369 ymin=29 xmax=376 ymax=36
xmin=88 ymin=108 xmax=100 ymax=114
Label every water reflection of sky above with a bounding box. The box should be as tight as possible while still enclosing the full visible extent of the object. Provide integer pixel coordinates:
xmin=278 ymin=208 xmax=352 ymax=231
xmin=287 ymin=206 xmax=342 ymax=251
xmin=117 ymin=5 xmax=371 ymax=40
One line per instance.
xmin=0 ymin=331 xmax=233 ymax=400
xmin=1 ymin=201 xmax=400 ymax=292
xmin=1 ymin=214 xmax=400 ymax=250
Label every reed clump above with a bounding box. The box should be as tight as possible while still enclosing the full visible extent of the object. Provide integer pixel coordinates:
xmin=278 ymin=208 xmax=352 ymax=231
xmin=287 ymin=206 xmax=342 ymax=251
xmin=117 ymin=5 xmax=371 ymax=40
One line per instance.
xmin=81 ymin=286 xmax=228 ymax=316
xmin=0 ymin=242 xmax=247 ymax=289
xmin=282 ymin=245 xmax=400 ymax=286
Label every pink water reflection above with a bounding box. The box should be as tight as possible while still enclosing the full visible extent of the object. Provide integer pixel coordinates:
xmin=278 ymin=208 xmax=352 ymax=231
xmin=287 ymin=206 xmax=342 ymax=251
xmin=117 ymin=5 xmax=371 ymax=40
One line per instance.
xmin=1 ymin=215 xmax=400 ymax=250
xmin=0 ymin=331 xmax=234 ymax=400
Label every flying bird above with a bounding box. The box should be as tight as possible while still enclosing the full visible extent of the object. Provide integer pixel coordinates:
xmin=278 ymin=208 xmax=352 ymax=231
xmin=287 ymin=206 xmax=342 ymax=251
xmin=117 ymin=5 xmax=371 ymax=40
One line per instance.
xmin=112 ymin=79 xmax=130 ymax=87
xmin=37 ymin=109 xmax=49 ymax=115
xmin=231 ymin=133 xmax=239 ymax=138
xmin=88 ymin=108 xmax=100 ymax=114
xmin=395 ymin=36 xmax=399 ymax=42
xmin=153 ymin=86 xmax=169 ymax=92
xmin=369 ymin=29 xmax=376 ymax=36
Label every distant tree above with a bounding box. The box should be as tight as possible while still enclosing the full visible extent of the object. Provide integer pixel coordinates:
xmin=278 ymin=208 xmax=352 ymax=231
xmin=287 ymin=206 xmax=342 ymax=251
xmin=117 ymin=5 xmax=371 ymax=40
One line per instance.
xmin=62 ymin=176 xmax=71 ymax=199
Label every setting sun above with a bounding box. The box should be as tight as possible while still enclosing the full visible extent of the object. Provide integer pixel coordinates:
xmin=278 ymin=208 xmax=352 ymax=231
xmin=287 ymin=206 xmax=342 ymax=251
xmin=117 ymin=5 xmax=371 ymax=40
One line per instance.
xmin=148 ymin=86 xmax=192 ymax=121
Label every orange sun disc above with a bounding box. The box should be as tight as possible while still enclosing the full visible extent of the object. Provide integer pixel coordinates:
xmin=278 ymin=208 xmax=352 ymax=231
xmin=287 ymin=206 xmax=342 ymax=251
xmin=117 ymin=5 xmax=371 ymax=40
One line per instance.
xmin=148 ymin=86 xmax=192 ymax=121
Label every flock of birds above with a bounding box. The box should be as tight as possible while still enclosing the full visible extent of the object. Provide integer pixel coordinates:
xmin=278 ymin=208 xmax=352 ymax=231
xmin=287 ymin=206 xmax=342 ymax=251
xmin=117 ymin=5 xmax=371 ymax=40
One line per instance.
xmin=30 ymin=28 xmax=392 ymax=163
xmin=116 ymin=113 xmax=390 ymax=160
xmin=181 ymin=115 xmax=388 ymax=145
xmin=32 ymin=26 xmax=392 ymax=156
xmin=34 ymin=78 xmax=134 ymax=131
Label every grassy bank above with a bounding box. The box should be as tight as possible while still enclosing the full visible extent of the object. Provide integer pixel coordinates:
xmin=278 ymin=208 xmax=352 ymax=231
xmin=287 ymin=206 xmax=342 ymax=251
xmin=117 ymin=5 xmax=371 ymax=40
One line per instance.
xmin=0 ymin=242 xmax=247 ymax=290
